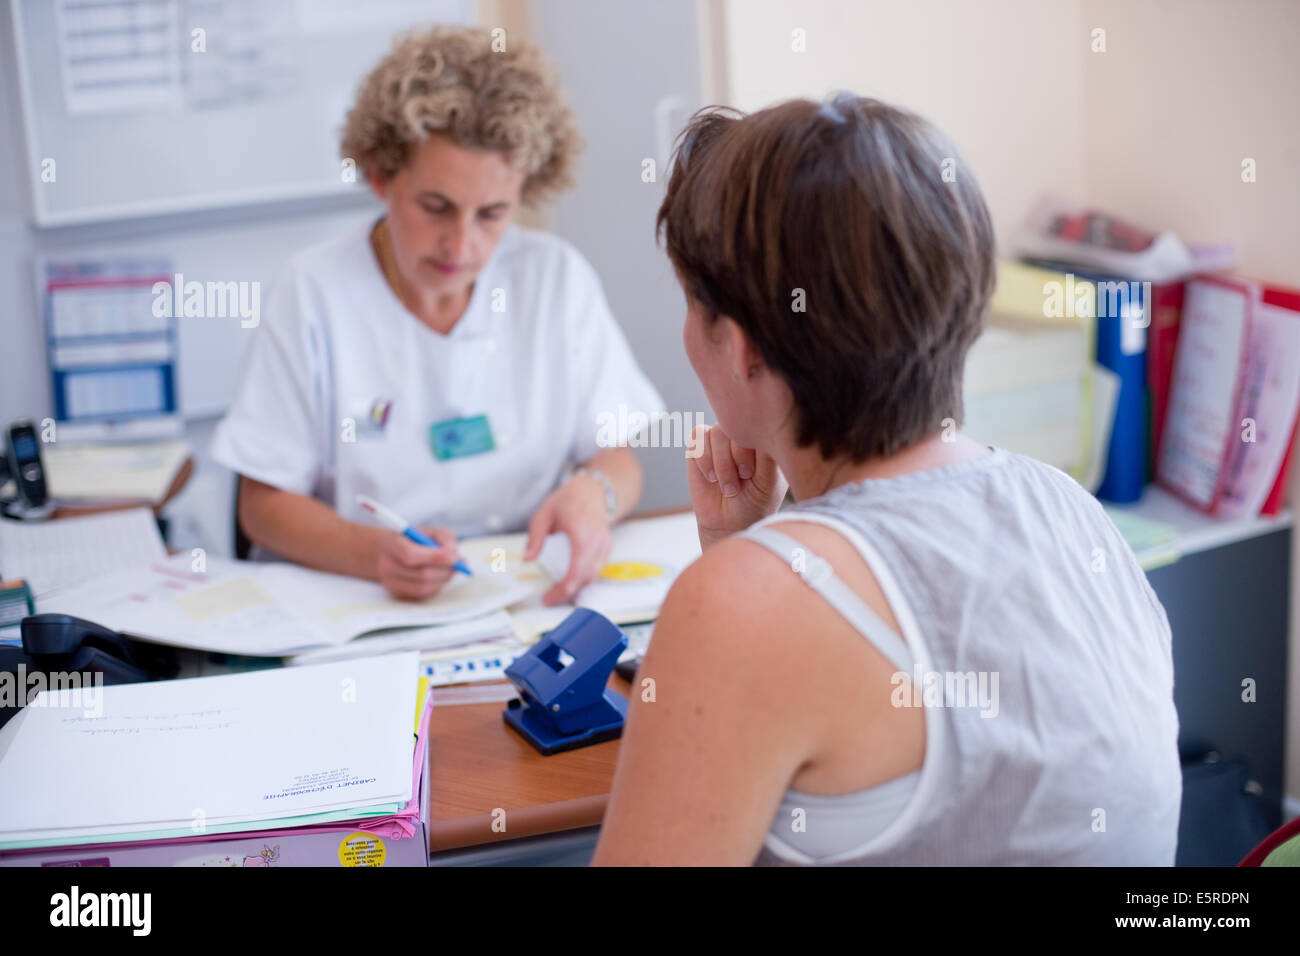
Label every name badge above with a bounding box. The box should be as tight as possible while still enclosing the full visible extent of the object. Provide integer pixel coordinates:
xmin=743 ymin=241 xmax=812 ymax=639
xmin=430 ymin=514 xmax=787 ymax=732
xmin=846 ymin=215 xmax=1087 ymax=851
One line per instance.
xmin=430 ymin=414 xmax=495 ymax=460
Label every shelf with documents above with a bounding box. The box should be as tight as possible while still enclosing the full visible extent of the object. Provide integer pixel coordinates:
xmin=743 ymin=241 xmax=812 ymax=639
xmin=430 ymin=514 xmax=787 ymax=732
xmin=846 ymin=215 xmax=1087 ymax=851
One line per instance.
xmin=1109 ymin=484 xmax=1292 ymax=567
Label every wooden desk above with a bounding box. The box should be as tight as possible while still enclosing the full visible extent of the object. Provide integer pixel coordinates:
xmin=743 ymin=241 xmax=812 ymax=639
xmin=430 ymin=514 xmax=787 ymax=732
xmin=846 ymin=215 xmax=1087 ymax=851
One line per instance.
xmin=427 ymin=673 xmax=629 ymax=856
xmin=425 ymin=504 xmax=689 ymax=863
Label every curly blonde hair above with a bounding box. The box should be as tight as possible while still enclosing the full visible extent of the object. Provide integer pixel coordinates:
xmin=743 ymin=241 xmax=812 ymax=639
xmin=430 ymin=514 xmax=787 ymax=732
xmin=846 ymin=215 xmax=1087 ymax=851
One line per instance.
xmin=340 ymin=25 xmax=581 ymax=206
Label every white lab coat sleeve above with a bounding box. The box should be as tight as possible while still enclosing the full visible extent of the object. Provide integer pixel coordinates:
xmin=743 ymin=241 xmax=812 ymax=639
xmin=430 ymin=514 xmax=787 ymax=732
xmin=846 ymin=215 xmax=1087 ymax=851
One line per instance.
xmin=209 ymin=266 xmax=327 ymax=496
xmin=565 ymin=248 xmax=667 ymax=464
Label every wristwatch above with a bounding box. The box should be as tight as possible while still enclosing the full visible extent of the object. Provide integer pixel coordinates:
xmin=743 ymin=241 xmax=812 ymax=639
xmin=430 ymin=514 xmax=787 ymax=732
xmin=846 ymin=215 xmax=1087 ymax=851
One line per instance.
xmin=574 ymin=466 xmax=618 ymax=523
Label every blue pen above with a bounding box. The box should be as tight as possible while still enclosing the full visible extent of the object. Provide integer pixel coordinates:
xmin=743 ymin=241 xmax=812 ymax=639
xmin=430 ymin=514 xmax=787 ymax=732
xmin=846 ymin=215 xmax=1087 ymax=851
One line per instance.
xmin=357 ymin=494 xmax=473 ymax=576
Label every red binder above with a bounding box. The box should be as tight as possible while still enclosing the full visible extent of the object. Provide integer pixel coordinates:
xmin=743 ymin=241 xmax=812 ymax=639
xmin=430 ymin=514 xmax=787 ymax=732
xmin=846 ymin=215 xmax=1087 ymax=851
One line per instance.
xmin=1258 ymin=285 xmax=1300 ymax=516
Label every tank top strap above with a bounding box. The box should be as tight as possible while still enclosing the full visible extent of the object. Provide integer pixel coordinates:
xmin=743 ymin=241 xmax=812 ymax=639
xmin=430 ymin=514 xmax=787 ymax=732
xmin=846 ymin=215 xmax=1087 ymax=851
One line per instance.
xmin=738 ymin=524 xmax=913 ymax=674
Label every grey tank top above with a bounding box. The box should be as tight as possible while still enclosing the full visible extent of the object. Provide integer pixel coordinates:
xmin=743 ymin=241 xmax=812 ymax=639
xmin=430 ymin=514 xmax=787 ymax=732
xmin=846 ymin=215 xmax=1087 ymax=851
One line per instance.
xmin=741 ymin=447 xmax=1181 ymax=866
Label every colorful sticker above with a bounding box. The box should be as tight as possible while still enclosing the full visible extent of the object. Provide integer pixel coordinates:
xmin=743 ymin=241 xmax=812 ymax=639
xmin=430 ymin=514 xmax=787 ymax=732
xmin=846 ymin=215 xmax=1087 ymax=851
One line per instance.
xmin=174 ymin=844 xmax=279 ymax=867
xmin=338 ymin=831 xmax=386 ymax=867
xmin=174 ymin=853 xmax=241 ymax=867
xmin=599 ymin=561 xmax=666 ymax=582
xmin=241 ymin=844 xmax=281 ymax=867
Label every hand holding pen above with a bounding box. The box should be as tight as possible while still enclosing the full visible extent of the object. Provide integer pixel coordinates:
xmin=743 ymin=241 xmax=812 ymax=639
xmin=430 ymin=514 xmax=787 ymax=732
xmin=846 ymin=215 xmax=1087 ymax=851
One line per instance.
xmin=358 ymin=495 xmax=472 ymax=601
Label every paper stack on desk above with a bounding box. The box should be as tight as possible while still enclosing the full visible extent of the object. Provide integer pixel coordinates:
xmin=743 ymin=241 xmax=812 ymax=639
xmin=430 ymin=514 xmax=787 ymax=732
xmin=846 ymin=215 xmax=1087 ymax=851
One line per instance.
xmin=0 ymin=508 xmax=167 ymax=649
xmin=42 ymin=440 xmax=191 ymax=504
xmin=0 ymin=652 xmax=424 ymax=854
xmin=0 ymin=506 xmax=167 ymax=599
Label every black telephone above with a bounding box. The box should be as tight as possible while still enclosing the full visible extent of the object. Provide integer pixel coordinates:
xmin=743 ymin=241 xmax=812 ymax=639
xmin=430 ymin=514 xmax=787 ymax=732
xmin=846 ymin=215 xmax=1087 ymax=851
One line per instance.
xmin=2 ymin=420 xmax=50 ymax=519
xmin=0 ymin=614 xmax=179 ymax=729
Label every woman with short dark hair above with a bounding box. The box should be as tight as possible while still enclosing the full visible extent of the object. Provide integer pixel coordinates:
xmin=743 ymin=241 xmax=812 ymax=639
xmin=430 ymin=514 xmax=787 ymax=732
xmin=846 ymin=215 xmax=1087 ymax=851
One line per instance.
xmin=593 ymin=94 xmax=1181 ymax=866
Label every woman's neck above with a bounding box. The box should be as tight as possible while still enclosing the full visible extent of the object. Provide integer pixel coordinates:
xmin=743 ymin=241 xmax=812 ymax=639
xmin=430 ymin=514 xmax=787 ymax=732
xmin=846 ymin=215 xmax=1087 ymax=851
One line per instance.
xmin=371 ymin=219 xmax=471 ymax=335
xmin=778 ymin=432 xmax=992 ymax=502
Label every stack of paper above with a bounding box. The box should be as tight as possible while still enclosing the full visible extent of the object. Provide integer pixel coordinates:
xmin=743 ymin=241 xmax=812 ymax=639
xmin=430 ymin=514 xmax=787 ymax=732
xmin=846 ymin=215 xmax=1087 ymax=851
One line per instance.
xmin=1102 ymin=506 xmax=1180 ymax=572
xmin=963 ymin=261 xmax=1101 ymax=485
xmin=0 ymin=652 xmax=422 ymax=851
xmin=0 ymin=507 xmax=167 ymax=598
xmin=288 ymin=612 xmax=514 ymax=666
xmin=43 ymin=440 xmax=191 ymax=504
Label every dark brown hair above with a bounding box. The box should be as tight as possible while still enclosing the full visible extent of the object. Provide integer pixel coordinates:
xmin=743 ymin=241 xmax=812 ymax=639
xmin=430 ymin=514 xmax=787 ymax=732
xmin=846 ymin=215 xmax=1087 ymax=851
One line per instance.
xmin=657 ymin=93 xmax=996 ymax=461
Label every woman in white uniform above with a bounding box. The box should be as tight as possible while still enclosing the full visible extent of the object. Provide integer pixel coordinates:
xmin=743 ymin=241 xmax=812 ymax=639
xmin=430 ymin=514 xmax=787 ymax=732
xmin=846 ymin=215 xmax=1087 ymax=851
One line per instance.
xmin=211 ymin=26 xmax=664 ymax=604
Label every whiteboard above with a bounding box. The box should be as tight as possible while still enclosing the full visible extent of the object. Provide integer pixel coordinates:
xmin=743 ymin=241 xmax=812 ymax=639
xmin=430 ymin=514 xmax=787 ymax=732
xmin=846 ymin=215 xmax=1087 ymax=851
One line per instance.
xmin=11 ymin=0 xmax=474 ymax=226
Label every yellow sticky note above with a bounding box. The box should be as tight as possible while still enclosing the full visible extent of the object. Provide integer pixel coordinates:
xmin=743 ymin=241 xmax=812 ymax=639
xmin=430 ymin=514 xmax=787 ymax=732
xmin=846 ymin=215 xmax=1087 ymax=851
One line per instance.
xmin=599 ymin=561 xmax=665 ymax=582
xmin=414 ymin=676 xmax=431 ymax=734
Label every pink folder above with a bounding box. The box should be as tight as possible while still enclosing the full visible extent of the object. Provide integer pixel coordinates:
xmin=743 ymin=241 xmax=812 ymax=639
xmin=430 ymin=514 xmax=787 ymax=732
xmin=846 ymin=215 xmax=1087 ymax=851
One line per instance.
xmin=0 ymin=687 xmax=436 ymax=868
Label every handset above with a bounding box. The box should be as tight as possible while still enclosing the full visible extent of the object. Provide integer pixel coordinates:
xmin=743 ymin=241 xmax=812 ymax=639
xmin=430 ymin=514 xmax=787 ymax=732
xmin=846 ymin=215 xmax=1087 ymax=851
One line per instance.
xmin=20 ymin=613 xmax=178 ymax=683
xmin=6 ymin=421 xmax=47 ymax=509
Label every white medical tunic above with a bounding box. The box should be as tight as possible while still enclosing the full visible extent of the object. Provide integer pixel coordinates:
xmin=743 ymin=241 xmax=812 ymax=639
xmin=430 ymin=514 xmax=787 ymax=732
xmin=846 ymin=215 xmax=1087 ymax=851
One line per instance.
xmin=211 ymin=219 xmax=665 ymax=540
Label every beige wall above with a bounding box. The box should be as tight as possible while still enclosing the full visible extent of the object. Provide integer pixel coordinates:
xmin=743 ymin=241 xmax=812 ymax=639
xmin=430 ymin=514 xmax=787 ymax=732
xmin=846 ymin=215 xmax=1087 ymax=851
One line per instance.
xmin=719 ymin=0 xmax=1090 ymax=252
xmin=1082 ymin=0 xmax=1299 ymax=286
xmin=721 ymin=0 xmax=1300 ymax=803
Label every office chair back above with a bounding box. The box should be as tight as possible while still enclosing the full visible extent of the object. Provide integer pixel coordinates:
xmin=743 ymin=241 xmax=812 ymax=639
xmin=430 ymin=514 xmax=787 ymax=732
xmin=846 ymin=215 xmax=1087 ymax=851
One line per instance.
xmin=233 ymin=479 xmax=252 ymax=560
xmin=1240 ymin=815 xmax=1300 ymax=866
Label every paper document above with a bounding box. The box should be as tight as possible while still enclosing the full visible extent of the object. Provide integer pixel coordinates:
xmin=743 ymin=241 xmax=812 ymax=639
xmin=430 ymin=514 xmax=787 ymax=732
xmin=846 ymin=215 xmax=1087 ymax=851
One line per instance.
xmin=288 ymin=611 xmax=515 ymax=666
xmin=536 ymin=511 xmax=701 ymax=618
xmin=1103 ymin=507 xmax=1180 ymax=572
xmin=43 ymin=552 xmax=533 ymax=656
xmin=0 ymin=507 xmax=166 ymax=598
xmin=55 ymin=0 xmax=183 ymax=115
xmin=419 ymin=636 xmax=529 ymax=686
xmin=1216 ymin=301 xmax=1300 ymax=518
xmin=1157 ymin=280 xmax=1252 ymax=508
xmin=0 ymin=652 xmax=419 ymax=847
xmin=1082 ymin=365 xmax=1121 ymax=493
xmin=43 ymin=440 xmax=190 ymax=502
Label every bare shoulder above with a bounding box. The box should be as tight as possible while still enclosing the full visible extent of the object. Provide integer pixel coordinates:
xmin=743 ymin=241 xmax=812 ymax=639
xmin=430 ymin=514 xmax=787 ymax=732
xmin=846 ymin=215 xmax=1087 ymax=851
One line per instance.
xmin=646 ymin=519 xmax=905 ymax=712
xmin=646 ymin=533 xmax=810 ymax=693
xmin=601 ymin=518 xmax=924 ymax=859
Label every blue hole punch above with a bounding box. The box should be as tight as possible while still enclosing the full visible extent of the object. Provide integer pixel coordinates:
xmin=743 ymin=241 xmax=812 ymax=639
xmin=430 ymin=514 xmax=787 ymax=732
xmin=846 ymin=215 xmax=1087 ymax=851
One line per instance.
xmin=503 ymin=608 xmax=628 ymax=755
